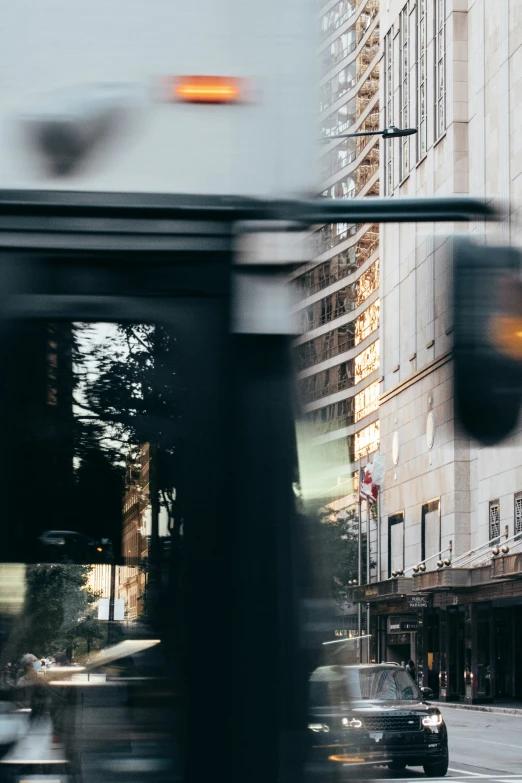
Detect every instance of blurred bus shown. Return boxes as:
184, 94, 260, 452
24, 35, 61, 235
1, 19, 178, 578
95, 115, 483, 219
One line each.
0, 3, 319, 783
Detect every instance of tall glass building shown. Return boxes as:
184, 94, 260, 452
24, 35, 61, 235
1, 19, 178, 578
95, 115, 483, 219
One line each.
293, 0, 380, 521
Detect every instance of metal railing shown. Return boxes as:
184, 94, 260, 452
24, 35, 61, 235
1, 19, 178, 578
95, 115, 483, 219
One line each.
296, 307, 379, 371
312, 223, 358, 255
395, 545, 453, 578
321, 115, 356, 138
320, 127, 378, 181
297, 264, 357, 297
297, 338, 355, 371
320, 61, 377, 114
453, 530, 522, 569
297, 254, 378, 301
320, 6, 357, 41
300, 373, 354, 404
399, 529, 522, 579
321, 41, 357, 76
300, 300, 358, 332
320, 85, 356, 115
320, 147, 357, 179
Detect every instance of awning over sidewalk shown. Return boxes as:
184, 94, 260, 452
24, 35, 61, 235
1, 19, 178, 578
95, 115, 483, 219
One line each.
350, 577, 416, 603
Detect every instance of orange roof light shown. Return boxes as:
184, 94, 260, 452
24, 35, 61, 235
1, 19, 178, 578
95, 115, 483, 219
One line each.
171, 75, 243, 104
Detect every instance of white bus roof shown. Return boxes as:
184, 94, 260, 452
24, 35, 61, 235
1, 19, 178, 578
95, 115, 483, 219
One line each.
0, 0, 318, 199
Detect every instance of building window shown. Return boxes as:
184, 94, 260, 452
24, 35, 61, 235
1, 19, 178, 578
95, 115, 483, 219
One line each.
399, 4, 409, 180
354, 379, 380, 423
515, 493, 522, 539
417, 0, 427, 158
320, 1, 356, 43
489, 500, 500, 544
388, 512, 405, 577
354, 299, 380, 346
298, 361, 354, 404
354, 339, 380, 383
384, 31, 393, 194
421, 499, 441, 563
354, 419, 380, 460
303, 398, 353, 434
434, 0, 446, 141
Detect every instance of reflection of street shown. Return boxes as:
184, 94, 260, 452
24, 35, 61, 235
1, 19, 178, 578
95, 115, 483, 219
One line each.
0, 709, 30, 749
1, 714, 64, 764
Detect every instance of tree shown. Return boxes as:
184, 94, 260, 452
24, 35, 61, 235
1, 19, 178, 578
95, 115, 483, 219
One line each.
296, 491, 363, 607
3, 565, 99, 663
316, 505, 362, 605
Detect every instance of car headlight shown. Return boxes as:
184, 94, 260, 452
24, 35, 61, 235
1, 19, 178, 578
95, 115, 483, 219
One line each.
308, 723, 329, 733
422, 713, 443, 727
342, 717, 363, 729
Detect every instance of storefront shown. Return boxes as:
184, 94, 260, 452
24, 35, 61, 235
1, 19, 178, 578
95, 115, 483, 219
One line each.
352, 580, 430, 673
352, 560, 522, 704
413, 555, 522, 704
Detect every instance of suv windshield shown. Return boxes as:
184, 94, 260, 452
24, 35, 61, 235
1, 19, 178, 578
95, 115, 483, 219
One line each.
310, 667, 421, 708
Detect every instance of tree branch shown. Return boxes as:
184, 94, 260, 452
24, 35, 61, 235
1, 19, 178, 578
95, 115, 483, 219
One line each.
123, 326, 151, 354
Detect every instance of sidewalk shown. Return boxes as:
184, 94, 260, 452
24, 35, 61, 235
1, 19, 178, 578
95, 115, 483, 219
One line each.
432, 700, 522, 716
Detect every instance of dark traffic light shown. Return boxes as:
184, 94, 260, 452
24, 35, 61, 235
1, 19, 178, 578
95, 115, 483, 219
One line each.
453, 238, 522, 445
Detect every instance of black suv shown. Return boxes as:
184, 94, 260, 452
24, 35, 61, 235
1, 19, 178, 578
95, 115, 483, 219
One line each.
308, 664, 448, 777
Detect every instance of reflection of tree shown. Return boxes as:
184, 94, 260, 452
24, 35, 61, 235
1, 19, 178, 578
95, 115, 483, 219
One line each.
298, 495, 362, 606
70, 616, 106, 658
3, 565, 99, 663
77, 324, 178, 509
75, 323, 180, 627
75, 441, 125, 553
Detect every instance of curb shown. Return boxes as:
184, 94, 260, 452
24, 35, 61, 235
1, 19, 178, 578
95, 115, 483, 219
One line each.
431, 701, 522, 716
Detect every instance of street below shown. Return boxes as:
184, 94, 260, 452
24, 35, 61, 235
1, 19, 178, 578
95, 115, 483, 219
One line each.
350, 708, 522, 781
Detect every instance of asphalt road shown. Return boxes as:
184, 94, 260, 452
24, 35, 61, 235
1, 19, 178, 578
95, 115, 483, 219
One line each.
443, 708, 522, 777
2, 698, 521, 782
354, 707, 522, 781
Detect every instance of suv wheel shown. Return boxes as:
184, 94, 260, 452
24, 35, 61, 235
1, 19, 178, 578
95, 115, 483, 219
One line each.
423, 751, 449, 777
388, 761, 407, 771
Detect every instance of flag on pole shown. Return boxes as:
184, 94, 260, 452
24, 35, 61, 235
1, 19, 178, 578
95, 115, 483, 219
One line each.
371, 453, 385, 486
359, 464, 377, 505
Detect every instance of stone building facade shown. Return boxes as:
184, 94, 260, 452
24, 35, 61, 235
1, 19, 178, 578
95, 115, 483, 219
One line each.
350, 0, 522, 703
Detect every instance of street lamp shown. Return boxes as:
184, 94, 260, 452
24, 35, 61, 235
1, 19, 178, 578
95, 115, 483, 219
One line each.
321, 125, 417, 141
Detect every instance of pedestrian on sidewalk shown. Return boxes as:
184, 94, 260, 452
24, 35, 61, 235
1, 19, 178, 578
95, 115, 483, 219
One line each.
15, 653, 47, 718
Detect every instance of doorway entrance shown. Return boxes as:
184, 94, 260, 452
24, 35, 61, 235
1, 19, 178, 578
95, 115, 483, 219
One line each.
387, 642, 411, 665
425, 611, 440, 698
447, 606, 465, 700
494, 609, 513, 699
